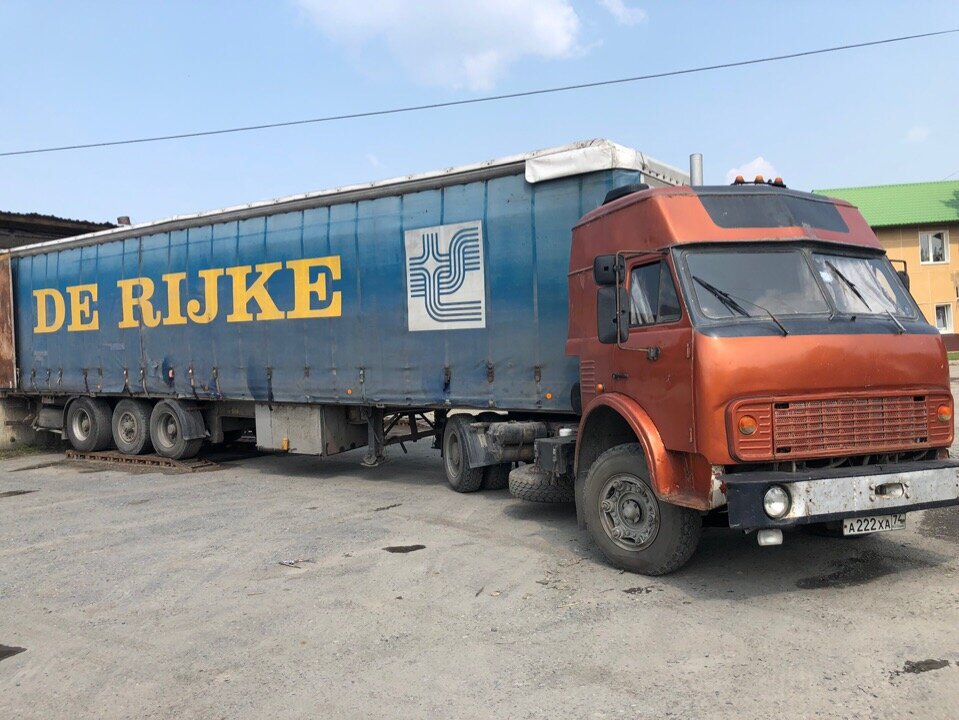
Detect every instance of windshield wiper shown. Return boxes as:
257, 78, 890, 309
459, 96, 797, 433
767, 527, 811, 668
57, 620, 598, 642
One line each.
884, 310, 906, 334
825, 261, 870, 310
693, 276, 750, 317
825, 260, 905, 333
692, 276, 788, 336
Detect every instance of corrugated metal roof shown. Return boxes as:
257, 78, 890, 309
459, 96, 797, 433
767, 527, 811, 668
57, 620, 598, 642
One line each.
812, 180, 959, 227
0, 211, 114, 231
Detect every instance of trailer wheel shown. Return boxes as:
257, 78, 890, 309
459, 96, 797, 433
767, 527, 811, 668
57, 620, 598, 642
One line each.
112, 400, 153, 455
150, 401, 202, 460
583, 444, 701, 576
442, 415, 483, 493
482, 463, 511, 490
65, 397, 114, 452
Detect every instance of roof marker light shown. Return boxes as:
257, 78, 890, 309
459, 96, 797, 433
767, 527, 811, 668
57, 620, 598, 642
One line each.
754, 175, 764, 184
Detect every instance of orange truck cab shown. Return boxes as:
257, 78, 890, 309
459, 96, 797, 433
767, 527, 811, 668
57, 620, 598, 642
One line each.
563, 179, 958, 574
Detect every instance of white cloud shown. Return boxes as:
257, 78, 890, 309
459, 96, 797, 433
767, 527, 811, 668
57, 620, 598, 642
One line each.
725, 157, 779, 185
905, 124, 931, 144
295, 0, 582, 91
597, 0, 646, 26
365, 153, 380, 168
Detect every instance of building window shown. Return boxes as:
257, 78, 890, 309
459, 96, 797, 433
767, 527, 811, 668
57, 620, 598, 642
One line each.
935, 303, 953, 333
920, 230, 949, 264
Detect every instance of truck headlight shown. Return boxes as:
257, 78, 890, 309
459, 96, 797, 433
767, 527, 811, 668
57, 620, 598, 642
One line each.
763, 485, 790, 519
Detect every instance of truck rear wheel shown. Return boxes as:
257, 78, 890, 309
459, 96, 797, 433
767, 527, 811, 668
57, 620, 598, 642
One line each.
583, 444, 701, 575
112, 399, 153, 455
65, 397, 113, 452
443, 415, 483, 493
150, 401, 202, 460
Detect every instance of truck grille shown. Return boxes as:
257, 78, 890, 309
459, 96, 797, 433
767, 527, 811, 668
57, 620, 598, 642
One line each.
729, 392, 952, 461
773, 396, 929, 455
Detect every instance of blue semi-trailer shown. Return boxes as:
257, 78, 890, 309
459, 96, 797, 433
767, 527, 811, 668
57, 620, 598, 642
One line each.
0, 139, 685, 466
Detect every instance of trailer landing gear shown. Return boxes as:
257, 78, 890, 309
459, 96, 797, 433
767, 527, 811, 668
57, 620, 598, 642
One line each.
361, 407, 386, 468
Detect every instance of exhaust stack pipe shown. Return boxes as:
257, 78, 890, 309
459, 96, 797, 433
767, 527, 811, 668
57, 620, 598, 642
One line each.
689, 153, 704, 186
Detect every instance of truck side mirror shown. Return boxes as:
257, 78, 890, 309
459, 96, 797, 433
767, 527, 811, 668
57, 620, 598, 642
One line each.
890, 259, 910, 291
597, 286, 629, 344
593, 255, 624, 286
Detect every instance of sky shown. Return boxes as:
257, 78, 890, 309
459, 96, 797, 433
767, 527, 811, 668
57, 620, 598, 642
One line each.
1, 1, 958, 224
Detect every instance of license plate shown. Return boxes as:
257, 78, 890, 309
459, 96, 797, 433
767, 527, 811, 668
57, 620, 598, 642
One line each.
842, 513, 907, 536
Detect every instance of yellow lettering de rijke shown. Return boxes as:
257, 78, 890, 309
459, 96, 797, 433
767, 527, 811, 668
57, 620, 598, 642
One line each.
32, 256, 342, 334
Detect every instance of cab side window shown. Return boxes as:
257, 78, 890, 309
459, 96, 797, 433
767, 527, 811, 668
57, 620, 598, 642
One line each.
629, 261, 682, 327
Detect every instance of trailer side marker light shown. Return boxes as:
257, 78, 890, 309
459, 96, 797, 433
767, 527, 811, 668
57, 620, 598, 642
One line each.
937, 404, 952, 422
596, 383, 605, 394
738, 415, 758, 435
545, 392, 553, 400
346, 388, 353, 396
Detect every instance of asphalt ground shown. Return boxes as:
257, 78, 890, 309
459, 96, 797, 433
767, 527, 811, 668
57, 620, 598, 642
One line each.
2, 386, 959, 719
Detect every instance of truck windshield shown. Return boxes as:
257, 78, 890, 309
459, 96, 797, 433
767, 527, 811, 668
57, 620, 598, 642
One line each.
811, 253, 914, 317
686, 250, 829, 319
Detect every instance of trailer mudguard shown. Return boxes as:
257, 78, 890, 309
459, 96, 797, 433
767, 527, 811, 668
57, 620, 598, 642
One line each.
160, 400, 208, 441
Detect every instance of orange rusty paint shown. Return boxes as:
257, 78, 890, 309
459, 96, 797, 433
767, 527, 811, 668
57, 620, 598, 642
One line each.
572, 186, 880, 257
0, 257, 15, 389
693, 332, 952, 465
567, 185, 952, 511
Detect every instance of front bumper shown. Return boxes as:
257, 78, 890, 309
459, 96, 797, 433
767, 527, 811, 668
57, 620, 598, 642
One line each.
724, 459, 959, 529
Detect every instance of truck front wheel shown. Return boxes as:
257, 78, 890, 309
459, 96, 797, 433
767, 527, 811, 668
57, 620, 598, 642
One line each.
583, 444, 701, 575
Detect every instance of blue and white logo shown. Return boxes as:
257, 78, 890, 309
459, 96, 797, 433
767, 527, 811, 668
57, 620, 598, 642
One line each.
405, 221, 486, 332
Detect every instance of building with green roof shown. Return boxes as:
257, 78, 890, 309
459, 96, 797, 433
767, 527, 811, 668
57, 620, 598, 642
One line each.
814, 180, 959, 228
813, 180, 959, 342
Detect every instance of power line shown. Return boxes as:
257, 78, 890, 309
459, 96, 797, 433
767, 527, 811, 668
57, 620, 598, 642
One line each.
3, 28, 957, 158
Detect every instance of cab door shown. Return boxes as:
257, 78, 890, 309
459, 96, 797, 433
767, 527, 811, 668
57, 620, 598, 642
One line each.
611, 257, 694, 453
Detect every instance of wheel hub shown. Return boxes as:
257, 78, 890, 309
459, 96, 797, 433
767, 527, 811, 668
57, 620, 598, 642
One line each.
119, 413, 137, 442
599, 474, 660, 551
447, 434, 461, 472
73, 409, 91, 441
156, 412, 179, 448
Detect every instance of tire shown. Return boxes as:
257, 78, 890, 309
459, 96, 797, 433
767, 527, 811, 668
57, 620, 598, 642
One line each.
583, 443, 701, 576
150, 401, 203, 460
112, 399, 153, 455
442, 415, 483, 493
65, 397, 113, 452
508, 464, 575, 503
482, 463, 511, 490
